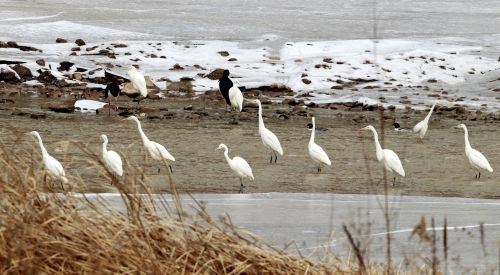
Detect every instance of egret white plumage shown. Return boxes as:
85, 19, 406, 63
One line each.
217, 143, 254, 193
100, 134, 123, 178
228, 78, 244, 112
413, 101, 437, 140
453, 124, 493, 179
124, 115, 175, 173
254, 99, 283, 163
126, 65, 147, 103
308, 117, 331, 172
360, 125, 405, 185
28, 131, 68, 189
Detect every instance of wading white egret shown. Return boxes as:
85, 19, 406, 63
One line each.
124, 116, 175, 173
100, 134, 123, 177
28, 131, 68, 189
360, 125, 405, 185
126, 66, 147, 102
228, 78, 243, 112
308, 117, 331, 172
217, 143, 254, 193
413, 101, 437, 140
453, 124, 493, 179
254, 99, 283, 163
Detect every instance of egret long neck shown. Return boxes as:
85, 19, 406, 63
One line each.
257, 102, 265, 130
35, 133, 49, 159
424, 103, 436, 122
134, 119, 149, 144
102, 139, 108, 155
309, 120, 315, 144
223, 148, 232, 166
463, 127, 472, 150
371, 128, 383, 161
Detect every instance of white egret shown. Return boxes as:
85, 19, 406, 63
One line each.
308, 117, 331, 172
217, 144, 254, 193
254, 99, 283, 163
413, 101, 437, 140
28, 131, 68, 190
124, 116, 175, 173
228, 79, 244, 112
360, 125, 405, 185
453, 124, 493, 179
126, 66, 147, 103
100, 134, 123, 178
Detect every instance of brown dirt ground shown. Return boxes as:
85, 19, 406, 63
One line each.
0, 93, 498, 199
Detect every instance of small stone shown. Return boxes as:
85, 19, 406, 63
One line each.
75, 39, 86, 46
184, 105, 193, 111
12, 64, 32, 79
302, 78, 311, 85
56, 38, 67, 43
36, 59, 46, 66
228, 57, 237, 62
218, 51, 230, 57
71, 47, 80, 51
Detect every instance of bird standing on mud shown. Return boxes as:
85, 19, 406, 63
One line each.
254, 99, 283, 163
126, 66, 148, 105
413, 101, 438, 140
124, 116, 175, 173
218, 69, 244, 112
218, 69, 233, 111
360, 125, 405, 185
217, 143, 254, 193
28, 131, 68, 190
453, 124, 493, 179
308, 117, 331, 172
100, 134, 123, 179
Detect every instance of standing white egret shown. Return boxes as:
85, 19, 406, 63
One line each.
228, 78, 244, 112
100, 134, 123, 178
126, 66, 147, 102
360, 125, 405, 185
453, 124, 493, 179
308, 117, 331, 172
217, 144, 254, 193
254, 99, 283, 163
413, 101, 437, 140
124, 116, 175, 173
28, 131, 68, 190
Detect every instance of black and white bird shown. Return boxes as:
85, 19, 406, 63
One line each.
392, 122, 413, 132
307, 123, 328, 132
218, 70, 232, 111
218, 69, 244, 112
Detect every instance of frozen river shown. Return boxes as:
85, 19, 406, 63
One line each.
78, 192, 500, 273
0, 0, 499, 50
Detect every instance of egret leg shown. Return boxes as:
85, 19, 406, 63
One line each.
269, 155, 273, 164
274, 152, 277, 164
239, 178, 245, 193
157, 167, 161, 174
479, 172, 481, 179
60, 179, 65, 191
392, 177, 396, 187
169, 165, 173, 174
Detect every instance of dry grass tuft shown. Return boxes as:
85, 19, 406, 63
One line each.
0, 141, 379, 274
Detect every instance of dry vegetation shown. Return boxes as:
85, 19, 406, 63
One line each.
0, 140, 375, 274
0, 136, 455, 274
